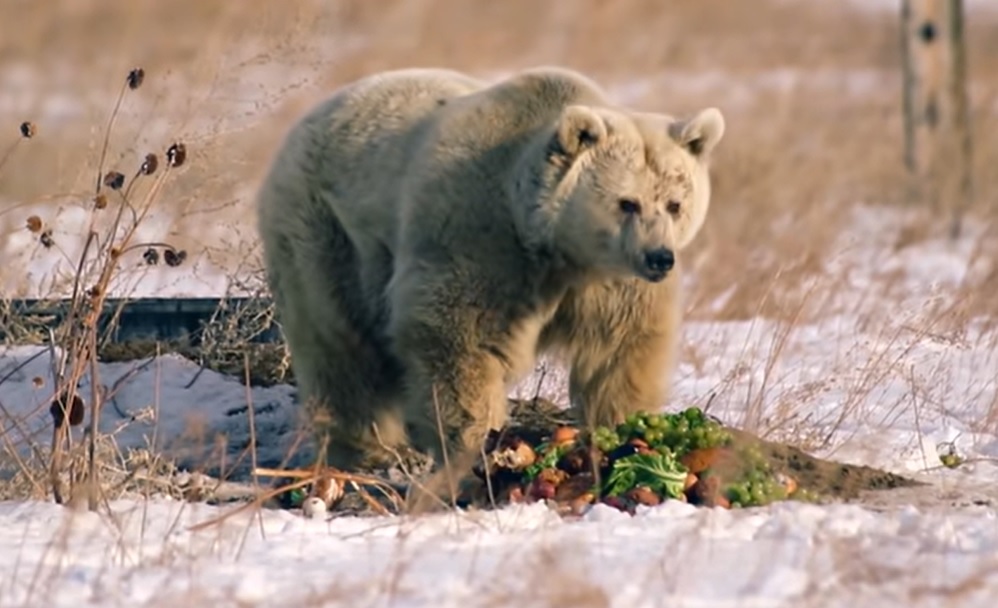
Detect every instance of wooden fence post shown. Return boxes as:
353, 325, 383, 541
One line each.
899, 0, 973, 239
946, 0, 973, 239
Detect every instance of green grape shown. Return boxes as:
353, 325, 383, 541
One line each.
591, 426, 621, 453
790, 488, 819, 504
750, 484, 767, 505
684, 407, 703, 425
726, 483, 749, 506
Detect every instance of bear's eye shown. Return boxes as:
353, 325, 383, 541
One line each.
618, 198, 642, 215
666, 200, 682, 215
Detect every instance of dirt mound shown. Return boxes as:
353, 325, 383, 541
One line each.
730, 428, 917, 501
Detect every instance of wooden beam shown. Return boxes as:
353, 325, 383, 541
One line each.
900, 0, 974, 238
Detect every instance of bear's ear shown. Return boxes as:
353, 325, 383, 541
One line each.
556, 105, 607, 158
670, 107, 725, 158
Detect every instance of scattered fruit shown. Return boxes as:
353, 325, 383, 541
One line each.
554, 472, 597, 503
483, 436, 537, 476
552, 426, 579, 446
680, 447, 723, 474
776, 472, 798, 496
684, 472, 698, 492
529, 478, 557, 501
626, 485, 662, 507
536, 467, 568, 487
301, 496, 327, 519
311, 474, 344, 508
508, 486, 526, 503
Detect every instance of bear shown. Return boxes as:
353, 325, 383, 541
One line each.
255, 66, 725, 485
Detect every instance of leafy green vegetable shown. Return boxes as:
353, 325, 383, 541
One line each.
523, 442, 572, 480
288, 488, 306, 508
604, 451, 688, 499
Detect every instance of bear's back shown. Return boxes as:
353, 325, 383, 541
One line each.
296, 69, 486, 252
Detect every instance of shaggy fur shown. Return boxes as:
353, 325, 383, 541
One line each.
255, 66, 725, 478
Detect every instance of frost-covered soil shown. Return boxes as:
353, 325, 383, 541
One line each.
2, 205, 998, 606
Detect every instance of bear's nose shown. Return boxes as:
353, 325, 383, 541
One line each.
644, 248, 675, 274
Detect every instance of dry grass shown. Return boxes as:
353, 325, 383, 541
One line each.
3, 0, 997, 310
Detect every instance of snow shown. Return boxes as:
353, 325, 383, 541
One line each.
2, 497, 998, 607
2, 205, 998, 606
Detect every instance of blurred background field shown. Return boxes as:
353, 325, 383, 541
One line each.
1, 0, 996, 316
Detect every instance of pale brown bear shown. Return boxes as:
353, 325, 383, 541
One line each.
255, 66, 725, 475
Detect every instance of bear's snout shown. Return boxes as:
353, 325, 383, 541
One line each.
641, 247, 674, 281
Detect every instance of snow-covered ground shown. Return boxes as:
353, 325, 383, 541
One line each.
2, 204, 998, 606
2, 495, 997, 607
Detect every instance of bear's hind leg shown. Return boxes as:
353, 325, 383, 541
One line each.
265, 201, 407, 471
386, 280, 511, 505
398, 347, 510, 512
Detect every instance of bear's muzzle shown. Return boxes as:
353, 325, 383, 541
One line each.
639, 247, 674, 282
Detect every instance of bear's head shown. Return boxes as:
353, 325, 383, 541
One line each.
526, 104, 725, 283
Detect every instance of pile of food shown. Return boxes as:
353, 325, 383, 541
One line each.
269, 400, 918, 518
462, 407, 815, 514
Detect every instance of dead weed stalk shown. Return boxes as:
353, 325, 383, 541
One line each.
0, 68, 192, 512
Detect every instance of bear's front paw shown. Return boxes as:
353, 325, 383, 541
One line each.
402, 444, 482, 515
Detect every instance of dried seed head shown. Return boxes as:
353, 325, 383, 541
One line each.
94, 193, 108, 210
127, 68, 145, 90
25, 215, 42, 233
142, 247, 159, 265
50, 392, 85, 428
32, 376, 44, 388
68, 395, 85, 426
166, 142, 186, 167
163, 248, 187, 267
40, 228, 54, 248
140, 153, 158, 176
88, 285, 101, 299
103, 171, 125, 190
110, 247, 121, 258
19, 121, 36, 138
